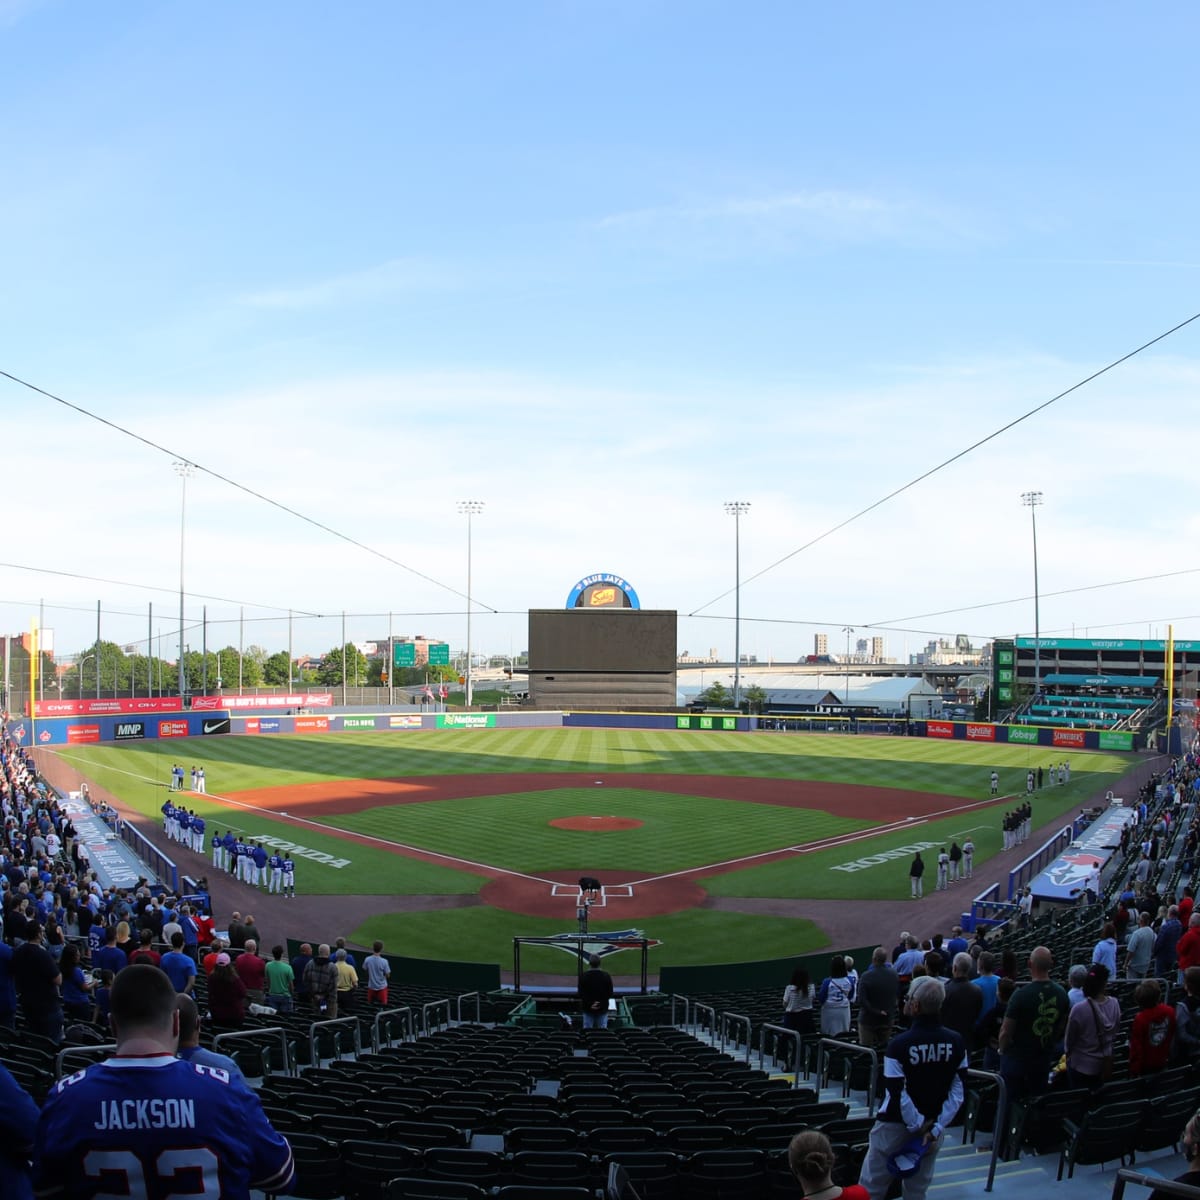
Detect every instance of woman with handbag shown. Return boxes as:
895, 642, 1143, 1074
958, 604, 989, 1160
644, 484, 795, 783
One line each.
1063, 963, 1120, 1090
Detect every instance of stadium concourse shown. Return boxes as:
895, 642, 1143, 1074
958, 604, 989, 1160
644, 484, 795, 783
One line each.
38, 749, 1167, 983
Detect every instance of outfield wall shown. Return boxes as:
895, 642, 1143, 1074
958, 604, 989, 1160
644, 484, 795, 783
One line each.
8, 711, 231, 747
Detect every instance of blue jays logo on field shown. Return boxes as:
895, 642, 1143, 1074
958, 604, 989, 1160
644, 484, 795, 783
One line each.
549, 929, 662, 963
1049, 853, 1097, 891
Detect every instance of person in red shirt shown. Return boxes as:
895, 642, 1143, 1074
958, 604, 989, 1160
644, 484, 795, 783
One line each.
234, 939, 268, 1005
1180, 887, 1195, 929
126, 928, 161, 967
202, 937, 225, 976
1177, 915, 1200, 978
1129, 979, 1177, 1076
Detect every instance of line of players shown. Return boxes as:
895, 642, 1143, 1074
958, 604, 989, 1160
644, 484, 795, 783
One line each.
1002, 801, 1032, 850
161, 797, 296, 896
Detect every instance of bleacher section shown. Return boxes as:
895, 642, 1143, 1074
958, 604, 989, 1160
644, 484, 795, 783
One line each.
1022, 674, 1161, 731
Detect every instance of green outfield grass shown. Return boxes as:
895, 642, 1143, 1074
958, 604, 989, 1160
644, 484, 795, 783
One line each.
55, 728, 1141, 963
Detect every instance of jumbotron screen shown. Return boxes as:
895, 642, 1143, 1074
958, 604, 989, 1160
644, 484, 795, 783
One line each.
528, 609, 676, 673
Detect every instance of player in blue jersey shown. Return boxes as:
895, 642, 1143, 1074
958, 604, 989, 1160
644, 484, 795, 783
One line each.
221, 830, 236, 874
268, 851, 284, 894
211, 828, 223, 869
251, 842, 268, 888
32, 964, 293, 1200
282, 856, 295, 899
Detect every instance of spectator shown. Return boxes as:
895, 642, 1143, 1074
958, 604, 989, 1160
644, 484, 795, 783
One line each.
12, 923, 63, 1044
160, 932, 196, 995
59, 943, 94, 1023
1064, 964, 1119, 1091
264, 945, 295, 1014
941, 953, 983, 1050
364, 941, 390, 1007
175, 994, 247, 1085
999, 946, 1069, 1103
334, 948, 358, 1013
578, 954, 614, 1030
1175, 966, 1200, 1064
207, 953, 247, 1026
818, 954, 855, 1036
0, 1059, 38, 1200
1091, 923, 1119, 976
789, 1129, 868, 1199
304, 944, 338, 1018
857, 948, 899, 1053
1126, 911, 1156, 980
1149, 1107, 1200, 1200
1129, 979, 1177, 1076
234, 939, 267, 1005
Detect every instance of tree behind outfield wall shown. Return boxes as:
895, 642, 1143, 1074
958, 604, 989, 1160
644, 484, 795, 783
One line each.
700, 681, 730, 707
315, 643, 370, 687
743, 684, 768, 714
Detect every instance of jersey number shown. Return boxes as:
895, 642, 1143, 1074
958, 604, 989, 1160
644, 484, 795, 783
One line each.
84, 1148, 220, 1198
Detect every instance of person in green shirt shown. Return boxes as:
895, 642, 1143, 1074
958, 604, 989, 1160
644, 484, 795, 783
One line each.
264, 944, 295, 1014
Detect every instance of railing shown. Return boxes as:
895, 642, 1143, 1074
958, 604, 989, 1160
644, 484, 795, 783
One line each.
757, 1022, 807, 1089
117, 819, 179, 892
308, 1015, 361, 1067
372, 1006, 412, 1051
816, 1037, 879, 1119
56, 1043, 116, 1078
719, 1012, 752, 1062
422, 998, 451, 1035
963, 1067, 1006, 1193
670, 993, 692, 1029
1112, 1168, 1200, 1199
456, 991, 481, 1023
212, 1026, 292, 1078
692, 1002, 716, 1040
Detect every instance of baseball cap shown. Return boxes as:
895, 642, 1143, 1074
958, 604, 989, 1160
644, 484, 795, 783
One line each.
887, 1135, 929, 1178
215, 952, 231, 966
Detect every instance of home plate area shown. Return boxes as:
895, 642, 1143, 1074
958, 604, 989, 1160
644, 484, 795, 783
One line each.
478, 868, 705, 919
550, 881, 633, 907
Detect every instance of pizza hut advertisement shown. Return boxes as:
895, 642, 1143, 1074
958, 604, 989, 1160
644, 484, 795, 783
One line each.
926, 721, 955, 739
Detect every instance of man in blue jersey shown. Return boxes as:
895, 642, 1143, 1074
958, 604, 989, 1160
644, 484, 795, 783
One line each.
858, 975, 968, 1200
32, 964, 293, 1199
190, 812, 205, 855
282, 855, 295, 898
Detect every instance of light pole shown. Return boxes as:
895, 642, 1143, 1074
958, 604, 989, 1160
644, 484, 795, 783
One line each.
843, 626, 855, 717
457, 500, 485, 708
77, 653, 95, 700
1021, 491, 1044, 701
724, 502, 751, 710
173, 461, 196, 702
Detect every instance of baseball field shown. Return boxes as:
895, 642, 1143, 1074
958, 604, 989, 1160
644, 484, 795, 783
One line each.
53, 728, 1134, 969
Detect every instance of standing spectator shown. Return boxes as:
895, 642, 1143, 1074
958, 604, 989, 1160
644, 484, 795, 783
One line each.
160, 932, 196, 995
290, 943, 314, 1007
1155, 906, 1184, 980
783, 965, 816, 1042
235, 939, 267, 1004
858, 976, 967, 1200
207, 953, 248, 1026
941, 954, 983, 1051
976, 978, 1016, 1072
857, 948, 899, 1053
334, 948, 358, 1012
974, 952, 1000, 1019
1177, 914, 1200, 982
578, 954, 614, 1030
1084, 861, 1101, 906
127, 928, 161, 967
1129, 979, 1177, 1077
12, 923, 63, 1044
998, 946, 1069, 1103
1126, 911, 1156, 980
364, 941, 391, 1007
32, 965, 293, 1198
304, 944, 339, 1018
0, 1059, 38, 1200
264, 945, 295, 1014
818, 955, 855, 1037
58, 943, 94, 1023
1175, 966, 1200, 1064
1091, 923, 1119, 976
1063, 964, 1119, 1091
909, 853, 925, 900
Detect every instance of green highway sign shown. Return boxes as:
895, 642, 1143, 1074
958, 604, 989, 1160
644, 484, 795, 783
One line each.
428, 643, 450, 665
393, 642, 416, 667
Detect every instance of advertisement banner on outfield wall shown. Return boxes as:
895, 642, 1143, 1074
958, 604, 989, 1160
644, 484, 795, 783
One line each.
965, 723, 996, 741
437, 713, 496, 729
67, 724, 101, 744
1007, 726, 1040, 744
30, 697, 184, 718
675, 715, 738, 730
389, 715, 423, 729
341, 716, 379, 731
1099, 731, 1134, 750
926, 721, 954, 739
295, 717, 329, 732
244, 718, 284, 734
1052, 729, 1087, 749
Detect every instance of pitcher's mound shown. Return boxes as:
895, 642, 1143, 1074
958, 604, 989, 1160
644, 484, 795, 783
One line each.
549, 816, 643, 832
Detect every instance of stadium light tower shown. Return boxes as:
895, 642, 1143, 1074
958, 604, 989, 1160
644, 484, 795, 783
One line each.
457, 500, 485, 708
1021, 491, 1044, 700
843, 626, 855, 716
724, 502, 751, 710
173, 461, 196, 702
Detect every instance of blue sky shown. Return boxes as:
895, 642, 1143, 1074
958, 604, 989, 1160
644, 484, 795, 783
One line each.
3, 2, 1200, 667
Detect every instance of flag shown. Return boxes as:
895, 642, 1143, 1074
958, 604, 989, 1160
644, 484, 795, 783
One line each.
423, 685, 434, 701
439, 683, 448, 700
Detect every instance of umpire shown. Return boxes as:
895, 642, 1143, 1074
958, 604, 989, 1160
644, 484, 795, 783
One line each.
858, 975, 968, 1200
